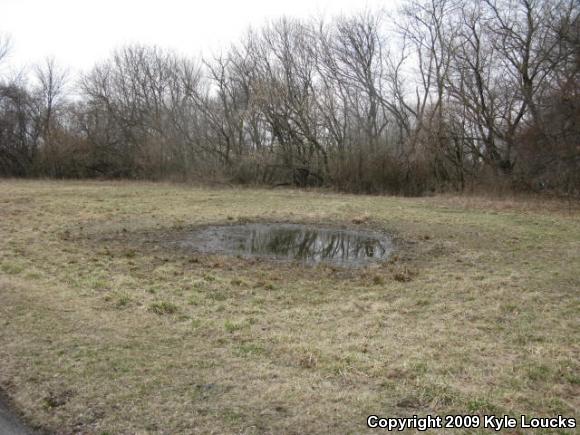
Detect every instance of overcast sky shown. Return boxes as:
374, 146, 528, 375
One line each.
1, 0, 397, 75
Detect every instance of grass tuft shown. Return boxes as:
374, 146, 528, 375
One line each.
148, 300, 178, 315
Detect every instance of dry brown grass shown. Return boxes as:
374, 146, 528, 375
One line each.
427, 191, 580, 215
0, 179, 578, 434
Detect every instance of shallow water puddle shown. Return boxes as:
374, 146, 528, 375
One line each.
180, 223, 394, 267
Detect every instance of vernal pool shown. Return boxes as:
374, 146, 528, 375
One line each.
180, 223, 394, 267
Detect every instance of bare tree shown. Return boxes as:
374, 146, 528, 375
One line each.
32, 57, 69, 175
0, 34, 10, 66
1, 6, 577, 194
0, 77, 39, 176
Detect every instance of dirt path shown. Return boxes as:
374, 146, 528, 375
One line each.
0, 397, 34, 435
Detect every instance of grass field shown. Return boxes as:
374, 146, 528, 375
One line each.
0, 180, 578, 434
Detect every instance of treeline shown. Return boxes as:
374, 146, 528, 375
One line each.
0, 0, 578, 195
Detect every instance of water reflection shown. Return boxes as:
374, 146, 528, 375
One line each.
182, 224, 393, 267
